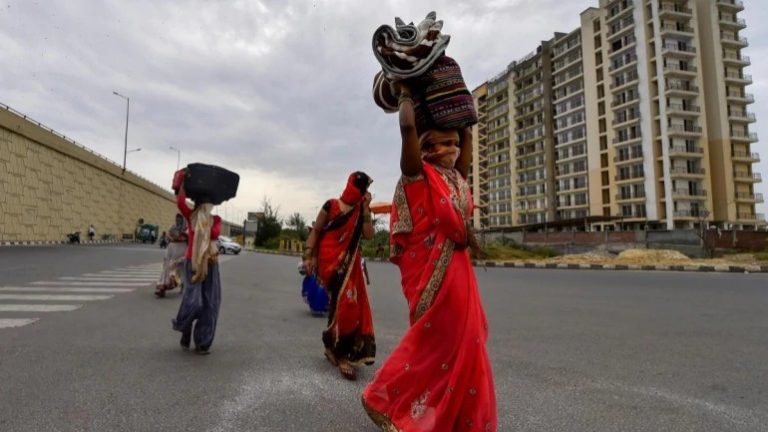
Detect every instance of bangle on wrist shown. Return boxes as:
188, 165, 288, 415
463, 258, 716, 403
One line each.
398, 94, 413, 106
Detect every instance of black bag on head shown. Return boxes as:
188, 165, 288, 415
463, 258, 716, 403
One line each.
183, 163, 240, 205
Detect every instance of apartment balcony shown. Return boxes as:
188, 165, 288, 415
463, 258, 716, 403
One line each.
615, 174, 645, 183
737, 213, 765, 223
610, 73, 639, 90
612, 115, 641, 127
663, 63, 697, 76
667, 124, 703, 136
723, 55, 751, 66
670, 167, 706, 178
731, 131, 758, 143
658, 5, 693, 19
734, 172, 762, 183
612, 96, 640, 108
660, 23, 695, 37
729, 111, 757, 123
552, 41, 582, 62
721, 35, 748, 48
516, 106, 544, 122
616, 193, 646, 203
554, 55, 583, 73
671, 189, 707, 199
557, 202, 590, 211
665, 83, 699, 96
612, 135, 642, 145
666, 103, 700, 116
609, 56, 638, 73
674, 210, 707, 219
614, 153, 644, 165
720, 17, 747, 30
609, 37, 637, 55
553, 72, 583, 90
725, 73, 753, 85
661, 44, 697, 57
732, 151, 760, 162
735, 192, 764, 203
717, 0, 744, 12
605, 0, 634, 24
608, 18, 636, 39
726, 93, 755, 104
556, 152, 587, 164
669, 146, 704, 157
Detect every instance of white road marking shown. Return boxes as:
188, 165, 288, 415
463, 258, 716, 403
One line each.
30, 281, 149, 287
58, 277, 156, 282
81, 273, 157, 278
0, 287, 133, 293
0, 318, 39, 328
0, 304, 81, 312
0, 294, 113, 301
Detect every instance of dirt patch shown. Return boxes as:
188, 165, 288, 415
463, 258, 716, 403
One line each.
616, 249, 689, 264
536, 248, 763, 267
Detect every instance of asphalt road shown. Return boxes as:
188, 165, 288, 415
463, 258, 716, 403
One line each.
0, 244, 766, 431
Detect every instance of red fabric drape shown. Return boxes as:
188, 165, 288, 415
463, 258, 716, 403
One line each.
362, 163, 496, 431
317, 199, 376, 365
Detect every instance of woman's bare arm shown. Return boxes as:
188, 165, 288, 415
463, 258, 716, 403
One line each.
395, 83, 422, 177
455, 127, 473, 179
361, 192, 374, 240
303, 207, 328, 274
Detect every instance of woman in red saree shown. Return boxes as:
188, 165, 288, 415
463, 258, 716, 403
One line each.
362, 83, 497, 431
303, 172, 377, 380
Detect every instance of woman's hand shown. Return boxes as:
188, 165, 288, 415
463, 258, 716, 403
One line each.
303, 256, 317, 275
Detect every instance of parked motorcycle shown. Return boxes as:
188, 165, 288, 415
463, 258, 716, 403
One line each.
66, 231, 81, 244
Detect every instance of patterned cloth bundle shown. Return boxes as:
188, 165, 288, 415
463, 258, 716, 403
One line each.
372, 11, 450, 81
372, 12, 477, 133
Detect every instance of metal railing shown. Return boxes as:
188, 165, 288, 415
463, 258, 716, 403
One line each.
672, 189, 707, 197
666, 82, 699, 93
668, 124, 703, 133
669, 146, 703, 154
670, 167, 706, 175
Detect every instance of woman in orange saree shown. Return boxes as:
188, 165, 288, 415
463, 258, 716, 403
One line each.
362, 83, 497, 431
303, 172, 377, 380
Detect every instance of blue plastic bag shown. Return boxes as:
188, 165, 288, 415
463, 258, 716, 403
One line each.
302, 275, 328, 316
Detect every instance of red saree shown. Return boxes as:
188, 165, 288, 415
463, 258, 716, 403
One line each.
317, 199, 376, 366
362, 163, 497, 432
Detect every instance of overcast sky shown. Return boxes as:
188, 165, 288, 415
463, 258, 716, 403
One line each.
2, 0, 767, 224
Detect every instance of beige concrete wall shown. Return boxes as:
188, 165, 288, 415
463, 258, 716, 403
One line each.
0, 106, 177, 242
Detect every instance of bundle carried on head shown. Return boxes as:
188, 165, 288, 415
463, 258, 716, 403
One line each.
372, 12, 477, 133
172, 163, 239, 283
372, 11, 450, 81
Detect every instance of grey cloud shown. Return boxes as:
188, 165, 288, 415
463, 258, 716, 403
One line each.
2, 0, 767, 221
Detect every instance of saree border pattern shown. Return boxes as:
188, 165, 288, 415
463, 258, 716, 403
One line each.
392, 177, 415, 237
362, 396, 401, 432
413, 238, 454, 322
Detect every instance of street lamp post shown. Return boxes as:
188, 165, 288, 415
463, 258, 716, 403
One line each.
112, 91, 130, 173
169, 146, 181, 170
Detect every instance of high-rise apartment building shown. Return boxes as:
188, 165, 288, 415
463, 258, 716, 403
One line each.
470, 0, 761, 231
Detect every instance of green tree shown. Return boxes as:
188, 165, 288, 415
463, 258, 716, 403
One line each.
254, 198, 282, 247
286, 212, 309, 241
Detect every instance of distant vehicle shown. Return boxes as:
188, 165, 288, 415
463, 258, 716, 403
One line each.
137, 224, 159, 243
217, 236, 241, 255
